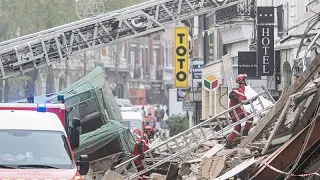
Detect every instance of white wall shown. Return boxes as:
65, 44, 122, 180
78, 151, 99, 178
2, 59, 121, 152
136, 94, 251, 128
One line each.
201, 61, 228, 119
257, 0, 309, 33
168, 89, 185, 117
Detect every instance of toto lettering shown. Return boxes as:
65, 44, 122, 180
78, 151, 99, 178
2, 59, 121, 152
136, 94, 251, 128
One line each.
176, 33, 187, 81
174, 27, 188, 88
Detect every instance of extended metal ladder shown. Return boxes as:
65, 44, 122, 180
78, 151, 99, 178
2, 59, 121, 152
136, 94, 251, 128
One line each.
0, 0, 245, 79
114, 90, 274, 179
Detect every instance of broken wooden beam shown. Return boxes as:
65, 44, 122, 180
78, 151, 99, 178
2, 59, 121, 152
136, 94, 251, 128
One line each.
239, 56, 320, 148
292, 89, 320, 136
288, 98, 309, 132
292, 78, 320, 106
261, 98, 293, 155
250, 115, 320, 180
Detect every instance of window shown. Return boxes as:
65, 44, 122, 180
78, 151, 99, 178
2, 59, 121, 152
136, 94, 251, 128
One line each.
140, 47, 144, 68
155, 48, 160, 67
58, 77, 65, 91
46, 75, 54, 94
153, 49, 157, 68
0, 130, 73, 169
145, 48, 149, 72
165, 47, 169, 67
222, 44, 228, 56
130, 51, 135, 69
291, 0, 297, 19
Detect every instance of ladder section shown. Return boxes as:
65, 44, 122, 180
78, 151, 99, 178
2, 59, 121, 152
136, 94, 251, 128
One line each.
0, 0, 245, 79
0, 0, 164, 49
114, 91, 274, 180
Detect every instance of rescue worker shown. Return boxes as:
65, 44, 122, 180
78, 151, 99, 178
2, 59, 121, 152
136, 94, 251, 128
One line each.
131, 126, 156, 180
155, 105, 164, 129
224, 74, 255, 149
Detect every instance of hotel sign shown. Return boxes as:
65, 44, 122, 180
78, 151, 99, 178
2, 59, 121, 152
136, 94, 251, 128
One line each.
257, 6, 275, 77
257, 6, 275, 24
257, 25, 275, 76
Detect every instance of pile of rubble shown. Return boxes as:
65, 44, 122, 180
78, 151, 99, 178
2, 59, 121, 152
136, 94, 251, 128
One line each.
171, 78, 320, 179
84, 56, 320, 180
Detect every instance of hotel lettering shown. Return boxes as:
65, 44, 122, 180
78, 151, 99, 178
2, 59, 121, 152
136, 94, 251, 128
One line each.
257, 25, 275, 76
256, 6, 275, 77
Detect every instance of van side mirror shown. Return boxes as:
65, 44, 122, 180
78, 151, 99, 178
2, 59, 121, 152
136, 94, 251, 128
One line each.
70, 118, 80, 150
77, 155, 89, 175
72, 118, 81, 128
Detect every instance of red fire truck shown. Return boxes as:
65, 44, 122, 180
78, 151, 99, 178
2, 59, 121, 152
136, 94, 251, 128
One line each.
0, 95, 89, 179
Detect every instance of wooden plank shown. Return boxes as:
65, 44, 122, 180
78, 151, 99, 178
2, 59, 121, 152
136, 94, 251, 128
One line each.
250, 115, 320, 180
274, 131, 292, 140
261, 98, 293, 155
215, 157, 256, 180
201, 144, 224, 158
291, 79, 320, 107
239, 56, 320, 148
288, 78, 319, 130
292, 89, 320, 136
288, 98, 309, 132
199, 156, 227, 179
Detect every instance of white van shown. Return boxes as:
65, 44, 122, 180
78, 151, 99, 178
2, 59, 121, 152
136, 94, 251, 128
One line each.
121, 110, 145, 136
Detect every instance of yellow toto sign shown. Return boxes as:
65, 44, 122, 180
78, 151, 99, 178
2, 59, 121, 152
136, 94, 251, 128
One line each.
174, 27, 189, 89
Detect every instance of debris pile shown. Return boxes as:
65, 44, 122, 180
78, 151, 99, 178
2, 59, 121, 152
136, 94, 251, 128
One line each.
104, 56, 320, 180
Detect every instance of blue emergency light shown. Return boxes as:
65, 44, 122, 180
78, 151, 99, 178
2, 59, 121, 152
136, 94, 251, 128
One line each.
36, 104, 46, 112
57, 95, 65, 102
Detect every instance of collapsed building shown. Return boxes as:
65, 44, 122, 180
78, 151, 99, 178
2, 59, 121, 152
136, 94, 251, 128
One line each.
13, 59, 320, 180
3, 0, 320, 179
102, 53, 320, 180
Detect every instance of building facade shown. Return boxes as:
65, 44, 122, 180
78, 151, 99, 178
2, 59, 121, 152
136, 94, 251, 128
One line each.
199, 0, 312, 122
275, 0, 319, 93
35, 26, 175, 106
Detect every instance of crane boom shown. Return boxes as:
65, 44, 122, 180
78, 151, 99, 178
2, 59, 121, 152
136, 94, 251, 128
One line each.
0, 0, 244, 79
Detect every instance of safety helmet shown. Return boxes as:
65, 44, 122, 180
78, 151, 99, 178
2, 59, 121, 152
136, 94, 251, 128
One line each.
236, 74, 248, 85
131, 127, 142, 138
144, 126, 156, 139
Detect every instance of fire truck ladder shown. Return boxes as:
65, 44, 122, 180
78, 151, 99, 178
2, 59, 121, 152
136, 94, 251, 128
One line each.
114, 90, 274, 180
0, 0, 245, 79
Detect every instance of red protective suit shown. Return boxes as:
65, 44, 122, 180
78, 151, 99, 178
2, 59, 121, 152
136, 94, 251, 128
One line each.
131, 136, 149, 180
226, 86, 253, 143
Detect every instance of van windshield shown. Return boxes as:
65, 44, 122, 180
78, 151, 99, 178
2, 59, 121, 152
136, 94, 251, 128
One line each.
123, 119, 142, 131
0, 130, 73, 169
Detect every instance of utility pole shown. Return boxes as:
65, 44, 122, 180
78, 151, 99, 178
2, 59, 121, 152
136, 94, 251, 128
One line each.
203, 15, 209, 65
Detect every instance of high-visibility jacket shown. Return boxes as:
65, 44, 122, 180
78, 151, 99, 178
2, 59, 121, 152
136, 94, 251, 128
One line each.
131, 136, 149, 158
229, 86, 247, 118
